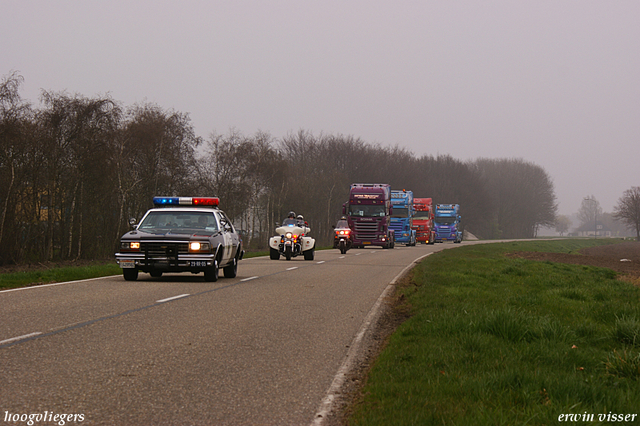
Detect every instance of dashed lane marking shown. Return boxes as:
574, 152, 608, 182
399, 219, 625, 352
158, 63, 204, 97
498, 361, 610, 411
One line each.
156, 294, 190, 303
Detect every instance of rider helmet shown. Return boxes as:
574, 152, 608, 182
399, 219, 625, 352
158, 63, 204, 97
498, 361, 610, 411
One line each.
297, 215, 304, 220
288, 211, 296, 218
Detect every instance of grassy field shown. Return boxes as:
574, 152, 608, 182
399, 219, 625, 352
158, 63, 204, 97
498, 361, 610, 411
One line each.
349, 239, 640, 426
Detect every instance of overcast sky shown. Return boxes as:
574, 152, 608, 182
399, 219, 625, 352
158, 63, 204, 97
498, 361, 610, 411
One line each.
3, 1, 639, 216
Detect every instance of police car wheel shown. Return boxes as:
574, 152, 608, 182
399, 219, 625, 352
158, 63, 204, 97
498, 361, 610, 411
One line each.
204, 260, 219, 282
223, 256, 238, 278
123, 269, 138, 281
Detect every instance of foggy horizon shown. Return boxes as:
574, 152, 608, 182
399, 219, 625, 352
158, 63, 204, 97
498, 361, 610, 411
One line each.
3, 1, 639, 216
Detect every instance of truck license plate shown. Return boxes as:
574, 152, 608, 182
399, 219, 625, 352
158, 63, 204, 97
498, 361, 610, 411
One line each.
363, 241, 371, 245
120, 260, 135, 269
191, 261, 208, 267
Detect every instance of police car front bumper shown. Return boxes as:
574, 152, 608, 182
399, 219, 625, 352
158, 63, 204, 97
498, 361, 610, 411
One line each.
115, 253, 216, 270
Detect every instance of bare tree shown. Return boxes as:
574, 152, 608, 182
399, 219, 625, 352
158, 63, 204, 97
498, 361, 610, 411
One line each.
577, 195, 603, 226
0, 72, 33, 263
613, 187, 640, 241
554, 215, 571, 236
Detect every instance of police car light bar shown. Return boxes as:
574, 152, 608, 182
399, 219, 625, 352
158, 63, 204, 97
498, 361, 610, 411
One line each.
153, 197, 219, 207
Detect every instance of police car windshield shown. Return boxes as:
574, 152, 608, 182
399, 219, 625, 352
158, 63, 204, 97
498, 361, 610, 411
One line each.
139, 211, 218, 232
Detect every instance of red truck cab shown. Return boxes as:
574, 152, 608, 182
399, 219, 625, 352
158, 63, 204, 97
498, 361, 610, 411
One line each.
412, 197, 436, 245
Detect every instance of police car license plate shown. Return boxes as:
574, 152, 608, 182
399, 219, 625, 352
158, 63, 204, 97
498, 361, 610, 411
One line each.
191, 261, 208, 267
120, 260, 135, 269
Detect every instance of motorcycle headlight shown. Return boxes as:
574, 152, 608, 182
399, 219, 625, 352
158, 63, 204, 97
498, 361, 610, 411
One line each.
285, 232, 293, 238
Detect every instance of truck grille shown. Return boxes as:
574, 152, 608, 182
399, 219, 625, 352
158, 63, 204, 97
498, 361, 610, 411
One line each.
354, 222, 378, 239
389, 222, 404, 233
141, 242, 189, 257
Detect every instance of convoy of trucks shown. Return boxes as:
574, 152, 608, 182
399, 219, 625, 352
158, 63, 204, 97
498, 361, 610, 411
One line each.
342, 184, 462, 248
343, 183, 395, 249
434, 204, 463, 243
412, 197, 436, 244
389, 190, 417, 246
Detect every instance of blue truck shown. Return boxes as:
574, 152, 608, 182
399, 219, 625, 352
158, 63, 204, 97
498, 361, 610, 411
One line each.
389, 190, 417, 246
434, 204, 462, 243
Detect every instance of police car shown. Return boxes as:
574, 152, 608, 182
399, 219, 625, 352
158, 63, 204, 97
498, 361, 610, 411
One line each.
115, 197, 243, 282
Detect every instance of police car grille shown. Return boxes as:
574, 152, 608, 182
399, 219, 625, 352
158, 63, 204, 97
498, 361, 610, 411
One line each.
141, 242, 189, 257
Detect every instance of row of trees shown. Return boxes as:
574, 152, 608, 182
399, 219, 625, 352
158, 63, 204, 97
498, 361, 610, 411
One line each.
554, 189, 640, 241
0, 72, 559, 265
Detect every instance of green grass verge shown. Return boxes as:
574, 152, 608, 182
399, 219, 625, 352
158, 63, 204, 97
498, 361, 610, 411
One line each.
0, 262, 122, 290
349, 239, 640, 426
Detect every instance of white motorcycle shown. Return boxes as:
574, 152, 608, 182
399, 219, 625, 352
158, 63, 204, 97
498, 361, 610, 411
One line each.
269, 222, 315, 260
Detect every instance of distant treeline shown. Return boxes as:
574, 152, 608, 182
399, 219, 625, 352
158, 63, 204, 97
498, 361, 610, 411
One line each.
0, 72, 557, 264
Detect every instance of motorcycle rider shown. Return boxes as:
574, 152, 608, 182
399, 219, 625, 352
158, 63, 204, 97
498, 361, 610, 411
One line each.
296, 214, 308, 227
335, 215, 349, 229
333, 215, 352, 248
282, 211, 297, 226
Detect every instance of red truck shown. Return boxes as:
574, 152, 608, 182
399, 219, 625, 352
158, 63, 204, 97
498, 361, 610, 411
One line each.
412, 197, 436, 244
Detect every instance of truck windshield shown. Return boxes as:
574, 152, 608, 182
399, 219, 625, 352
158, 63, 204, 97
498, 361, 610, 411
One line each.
349, 204, 386, 217
139, 211, 219, 232
435, 217, 456, 225
414, 210, 431, 219
391, 207, 408, 218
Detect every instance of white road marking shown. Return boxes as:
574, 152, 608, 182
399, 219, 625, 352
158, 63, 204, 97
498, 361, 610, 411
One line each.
155, 294, 190, 303
0, 332, 42, 345
241, 276, 259, 282
286, 267, 298, 271
316, 261, 325, 264
0, 275, 118, 294
339, 256, 345, 259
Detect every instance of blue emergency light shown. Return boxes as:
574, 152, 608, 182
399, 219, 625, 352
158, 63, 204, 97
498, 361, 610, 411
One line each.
153, 197, 219, 207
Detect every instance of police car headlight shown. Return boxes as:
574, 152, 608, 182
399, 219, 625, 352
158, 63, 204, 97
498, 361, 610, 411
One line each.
189, 242, 210, 252
121, 241, 140, 251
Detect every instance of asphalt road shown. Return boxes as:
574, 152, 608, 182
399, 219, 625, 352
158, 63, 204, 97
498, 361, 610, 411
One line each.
0, 242, 467, 425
